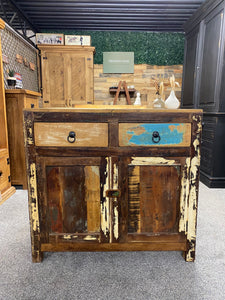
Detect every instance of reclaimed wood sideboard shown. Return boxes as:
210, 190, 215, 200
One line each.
23, 107, 202, 262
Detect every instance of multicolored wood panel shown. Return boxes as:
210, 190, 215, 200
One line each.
128, 164, 181, 234
46, 165, 101, 234
119, 123, 191, 147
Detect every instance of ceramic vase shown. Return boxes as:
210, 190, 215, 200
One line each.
165, 90, 180, 109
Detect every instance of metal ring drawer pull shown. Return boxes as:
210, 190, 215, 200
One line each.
67, 131, 76, 143
152, 131, 161, 143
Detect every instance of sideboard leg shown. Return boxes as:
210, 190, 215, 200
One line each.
32, 250, 43, 263
183, 240, 196, 262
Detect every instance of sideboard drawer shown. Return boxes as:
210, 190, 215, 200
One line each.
119, 123, 191, 147
34, 123, 108, 147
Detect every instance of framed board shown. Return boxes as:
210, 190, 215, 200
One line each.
103, 52, 134, 73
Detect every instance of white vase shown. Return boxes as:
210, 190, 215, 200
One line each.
165, 90, 180, 109
134, 92, 141, 105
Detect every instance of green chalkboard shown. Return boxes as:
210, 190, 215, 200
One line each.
103, 52, 134, 73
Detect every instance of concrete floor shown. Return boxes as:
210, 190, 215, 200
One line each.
0, 183, 224, 300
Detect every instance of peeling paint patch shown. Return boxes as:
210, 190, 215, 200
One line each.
185, 115, 202, 261
101, 158, 110, 239
83, 235, 97, 241
113, 204, 119, 240
130, 157, 176, 166
63, 234, 72, 240
179, 157, 191, 233
113, 163, 118, 189
30, 163, 39, 232
63, 235, 79, 240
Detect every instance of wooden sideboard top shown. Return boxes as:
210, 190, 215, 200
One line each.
25, 105, 202, 114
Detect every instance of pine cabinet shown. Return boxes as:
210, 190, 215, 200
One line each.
38, 45, 95, 107
182, 0, 225, 187
0, 19, 15, 204
5, 89, 41, 189
23, 107, 202, 263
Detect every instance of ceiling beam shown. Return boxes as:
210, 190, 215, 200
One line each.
8, 0, 39, 32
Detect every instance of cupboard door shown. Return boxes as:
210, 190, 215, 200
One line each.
119, 157, 183, 243
37, 157, 107, 244
41, 51, 66, 107
182, 26, 199, 107
198, 8, 224, 110
66, 52, 93, 105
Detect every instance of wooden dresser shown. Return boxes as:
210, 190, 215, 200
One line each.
23, 107, 202, 262
5, 89, 41, 189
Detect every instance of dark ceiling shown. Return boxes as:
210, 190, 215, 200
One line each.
1, 0, 206, 33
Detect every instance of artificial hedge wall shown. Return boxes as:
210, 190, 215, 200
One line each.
46, 30, 185, 65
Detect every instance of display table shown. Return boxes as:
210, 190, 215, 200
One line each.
23, 106, 202, 262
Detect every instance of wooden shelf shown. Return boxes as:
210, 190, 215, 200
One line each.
109, 88, 136, 93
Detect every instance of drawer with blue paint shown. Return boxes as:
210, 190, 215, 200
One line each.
119, 123, 191, 147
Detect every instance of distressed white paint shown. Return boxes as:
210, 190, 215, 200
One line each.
83, 235, 97, 241
101, 157, 110, 239
113, 162, 118, 189
130, 157, 176, 166
179, 157, 191, 233
186, 115, 201, 261
113, 204, 119, 240
27, 127, 33, 145
30, 163, 40, 232
63, 234, 72, 240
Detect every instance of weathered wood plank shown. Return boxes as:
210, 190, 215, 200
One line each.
34, 122, 108, 147
42, 242, 187, 252
139, 165, 180, 233
84, 166, 100, 232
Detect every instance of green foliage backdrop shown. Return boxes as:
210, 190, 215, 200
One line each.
46, 30, 185, 65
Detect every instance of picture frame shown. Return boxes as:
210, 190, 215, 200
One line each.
65, 35, 91, 46
36, 33, 64, 45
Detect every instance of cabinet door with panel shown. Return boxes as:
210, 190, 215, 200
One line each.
198, 5, 224, 111
118, 157, 185, 244
41, 50, 66, 107
182, 25, 200, 108
37, 156, 108, 245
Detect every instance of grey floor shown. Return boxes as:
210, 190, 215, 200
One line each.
0, 183, 225, 300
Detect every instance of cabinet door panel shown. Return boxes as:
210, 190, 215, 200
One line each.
128, 164, 180, 234
68, 55, 86, 104
182, 28, 199, 107
42, 52, 66, 107
119, 157, 182, 242
38, 157, 104, 243
46, 166, 87, 233
199, 10, 223, 107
